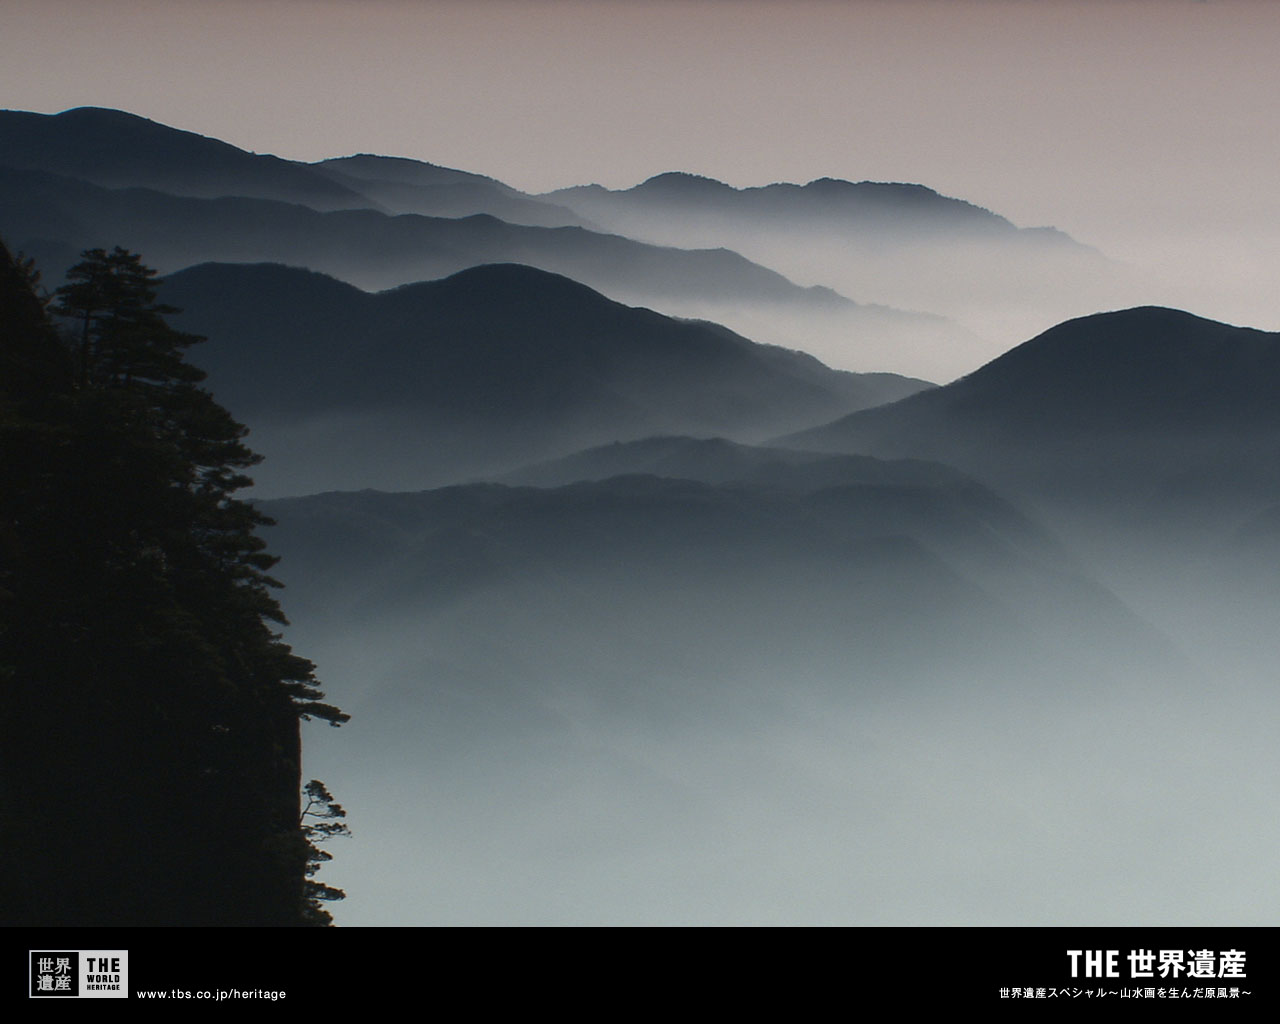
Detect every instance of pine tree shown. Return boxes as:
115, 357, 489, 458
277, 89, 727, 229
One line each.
1, 242, 347, 925
300, 779, 352, 925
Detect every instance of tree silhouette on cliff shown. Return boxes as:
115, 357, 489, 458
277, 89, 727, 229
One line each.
0, 242, 348, 925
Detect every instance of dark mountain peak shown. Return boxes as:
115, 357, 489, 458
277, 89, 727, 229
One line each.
794, 178, 1008, 225
802, 177, 930, 197
167, 260, 368, 301
970, 306, 1277, 387
557, 183, 609, 196
788, 304, 1280, 460
1055, 304, 1222, 332
159, 258, 927, 494
1042, 304, 1211, 332
960, 306, 1277, 409
631, 171, 732, 195
321, 153, 450, 170
4, 105, 240, 155
312, 153, 500, 190
387, 262, 609, 308
45, 105, 161, 127
0, 106, 366, 210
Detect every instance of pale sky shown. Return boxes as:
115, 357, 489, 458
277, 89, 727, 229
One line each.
4, 0, 1279, 328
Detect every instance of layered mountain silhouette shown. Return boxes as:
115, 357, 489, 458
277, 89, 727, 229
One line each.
548, 171, 1119, 362
548, 171, 1073, 243
308, 154, 595, 228
501, 433, 1082, 572
0, 107, 369, 211
0, 106, 1033, 376
0, 161, 979, 374
785, 306, 1280, 531
507, 434, 999, 493
0, 107, 598, 224
12, 103, 1278, 928
264, 470, 1172, 716
161, 261, 930, 493
0, 163, 812, 302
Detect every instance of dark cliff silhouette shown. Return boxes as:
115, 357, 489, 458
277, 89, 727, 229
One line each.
0, 241, 347, 926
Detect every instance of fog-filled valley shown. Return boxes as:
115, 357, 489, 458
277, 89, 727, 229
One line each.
263, 461, 1280, 924
5, 93, 1280, 928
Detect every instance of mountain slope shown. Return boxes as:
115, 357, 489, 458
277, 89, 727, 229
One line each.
309, 154, 593, 228
785, 306, 1280, 523
265, 473, 1172, 719
4, 163, 805, 299
548, 171, 1117, 363
507, 434, 991, 491
0, 162, 836, 304
0, 108, 988, 375
549, 171, 1054, 241
160, 261, 930, 493
0, 161, 978, 374
0, 107, 371, 211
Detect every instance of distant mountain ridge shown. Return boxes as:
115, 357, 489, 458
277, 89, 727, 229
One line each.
0, 107, 370, 211
546, 168, 1114, 366
0, 158, 982, 375
308, 154, 597, 228
161, 261, 930, 494
784, 306, 1280, 527
264, 470, 1167, 690
791, 307, 1280, 441
314, 153, 506, 190
555, 171, 1019, 232
507, 435, 975, 490
0, 161, 843, 303
500, 434, 1069, 565
0, 104, 1029, 376
548, 170, 1087, 247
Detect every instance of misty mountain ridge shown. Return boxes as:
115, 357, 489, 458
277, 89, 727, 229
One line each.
2, 104, 1066, 376
547, 168, 1118, 364
550, 171, 1067, 239
313, 153, 508, 191
308, 154, 597, 229
264, 470, 1172, 702
792, 306, 1280, 438
785, 306, 1280, 533
0, 106, 1085, 249
161, 261, 930, 494
0, 106, 371, 211
507, 434, 987, 492
0, 159, 983, 376
0, 106, 594, 228
0, 162, 822, 303
500, 434, 1080, 569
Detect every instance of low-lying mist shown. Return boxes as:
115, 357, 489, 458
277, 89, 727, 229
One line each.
262, 472, 1280, 925
293, 592, 1277, 927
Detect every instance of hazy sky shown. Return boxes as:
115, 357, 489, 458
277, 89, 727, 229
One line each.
4, 0, 1279, 333
1, 3, 1274, 226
